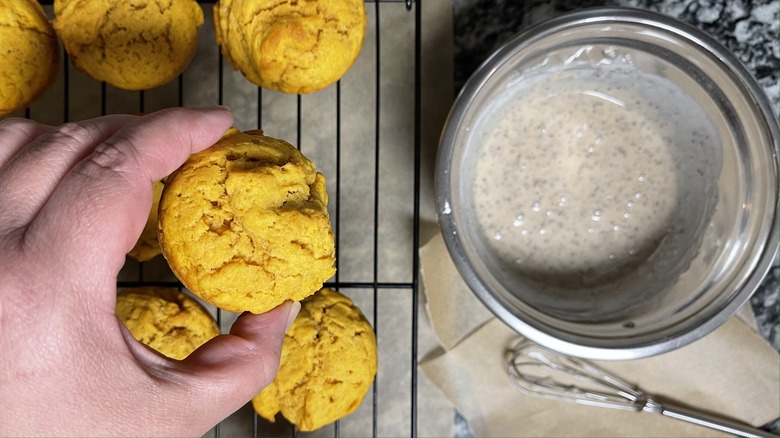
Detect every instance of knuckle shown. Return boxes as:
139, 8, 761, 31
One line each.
90, 134, 137, 171
79, 132, 140, 181
0, 117, 37, 132
0, 118, 42, 141
39, 122, 98, 153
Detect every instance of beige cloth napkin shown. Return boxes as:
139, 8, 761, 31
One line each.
419, 233, 780, 437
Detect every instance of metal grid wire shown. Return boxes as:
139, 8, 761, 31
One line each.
25, 1, 425, 437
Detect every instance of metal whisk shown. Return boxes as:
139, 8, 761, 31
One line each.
508, 341, 777, 438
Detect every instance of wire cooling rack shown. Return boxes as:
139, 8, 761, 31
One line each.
21, 1, 428, 437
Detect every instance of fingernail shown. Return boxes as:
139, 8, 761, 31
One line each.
285, 301, 301, 332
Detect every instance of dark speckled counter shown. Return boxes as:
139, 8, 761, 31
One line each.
451, 0, 778, 435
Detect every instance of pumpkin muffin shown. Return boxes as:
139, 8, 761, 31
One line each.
128, 180, 165, 262
158, 128, 336, 314
252, 288, 377, 431
116, 286, 220, 360
213, 0, 366, 94
52, 0, 203, 90
0, 0, 59, 116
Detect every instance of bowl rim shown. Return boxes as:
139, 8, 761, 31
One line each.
435, 6, 780, 360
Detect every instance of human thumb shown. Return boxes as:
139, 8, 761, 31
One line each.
169, 301, 300, 433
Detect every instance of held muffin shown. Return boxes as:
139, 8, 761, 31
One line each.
252, 288, 377, 431
0, 0, 59, 116
128, 180, 164, 262
213, 0, 366, 94
158, 128, 336, 314
116, 286, 220, 360
52, 0, 203, 90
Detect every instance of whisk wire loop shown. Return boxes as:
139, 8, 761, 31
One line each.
509, 341, 645, 411
507, 340, 777, 438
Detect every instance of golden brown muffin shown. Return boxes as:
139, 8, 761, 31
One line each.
213, 0, 366, 94
158, 128, 336, 314
116, 286, 220, 360
128, 180, 164, 262
52, 0, 203, 90
252, 288, 377, 431
0, 0, 59, 117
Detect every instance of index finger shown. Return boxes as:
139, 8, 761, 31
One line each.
22, 106, 233, 273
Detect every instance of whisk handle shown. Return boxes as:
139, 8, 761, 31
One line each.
645, 400, 777, 438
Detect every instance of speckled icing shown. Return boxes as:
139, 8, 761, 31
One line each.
472, 65, 719, 288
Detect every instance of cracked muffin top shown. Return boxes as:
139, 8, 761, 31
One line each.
52, 0, 203, 90
0, 0, 59, 116
252, 288, 377, 431
213, 0, 366, 94
158, 128, 336, 314
116, 286, 220, 360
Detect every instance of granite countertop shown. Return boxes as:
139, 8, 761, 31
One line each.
450, 0, 778, 434
452, 0, 779, 348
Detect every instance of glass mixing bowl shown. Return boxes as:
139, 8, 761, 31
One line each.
435, 8, 779, 360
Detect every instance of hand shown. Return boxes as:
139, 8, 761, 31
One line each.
0, 108, 299, 436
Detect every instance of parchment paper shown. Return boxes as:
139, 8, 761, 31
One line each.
419, 233, 780, 437
419, 232, 494, 350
